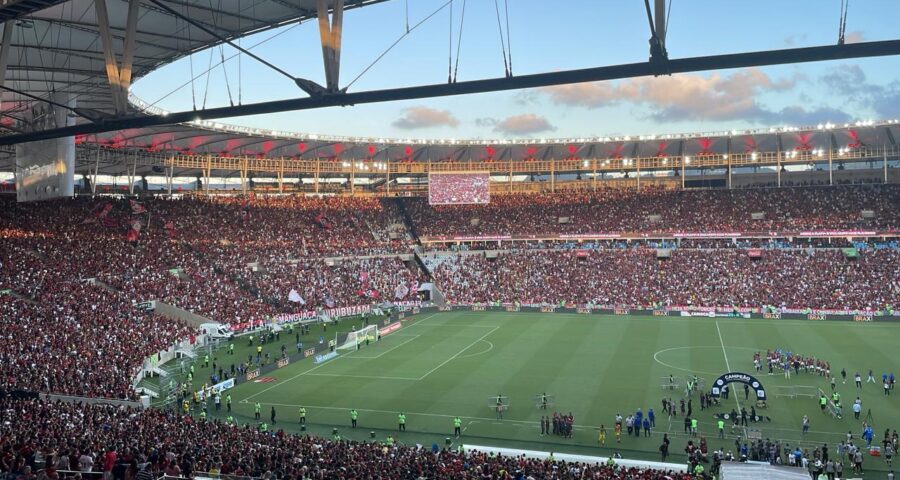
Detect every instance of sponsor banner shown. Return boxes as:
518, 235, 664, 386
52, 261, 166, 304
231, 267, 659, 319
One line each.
315, 351, 338, 364
652, 310, 669, 316
614, 308, 630, 315
246, 369, 260, 381
576, 307, 592, 314
798, 230, 876, 237
539, 306, 555, 313
747, 249, 763, 258
506, 306, 520, 312
673, 232, 742, 238
472, 305, 487, 311
210, 378, 234, 394
276, 358, 290, 368
763, 312, 782, 319
558, 233, 621, 240
303, 347, 316, 358
439, 305, 453, 311
379, 322, 402, 337
853, 314, 873, 322
807, 313, 827, 321
274, 305, 374, 324
134, 300, 156, 312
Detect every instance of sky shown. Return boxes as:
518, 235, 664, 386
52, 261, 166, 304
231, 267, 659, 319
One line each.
131, 0, 900, 141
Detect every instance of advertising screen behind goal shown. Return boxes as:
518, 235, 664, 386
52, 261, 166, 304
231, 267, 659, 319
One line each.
428, 172, 490, 205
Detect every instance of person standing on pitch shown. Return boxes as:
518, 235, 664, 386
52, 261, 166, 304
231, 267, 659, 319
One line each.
350, 409, 358, 428
270, 406, 276, 425
454, 416, 462, 437
299, 406, 306, 424
398, 412, 406, 431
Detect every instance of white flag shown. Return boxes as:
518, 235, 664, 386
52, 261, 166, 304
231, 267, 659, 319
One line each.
394, 283, 410, 300
288, 289, 305, 304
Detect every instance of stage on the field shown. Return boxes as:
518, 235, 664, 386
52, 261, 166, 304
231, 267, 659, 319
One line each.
219, 311, 900, 471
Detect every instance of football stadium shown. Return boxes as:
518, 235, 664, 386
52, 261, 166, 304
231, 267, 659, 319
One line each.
1, 1, 900, 479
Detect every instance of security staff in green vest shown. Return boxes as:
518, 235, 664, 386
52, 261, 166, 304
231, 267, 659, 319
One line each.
259, 422, 268, 432
453, 417, 462, 437
226, 415, 234, 425
690, 418, 698, 437
717, 419, 725, 438
254, 402, 261, 420
229, 342, 234, 355
299, 406, 307, 424
204, 354, 209, 368
226, 394, 232, 412
398, 412, 406, 431
385, 435, 394, 446
693, 464, 704, 475
820, 394, 828, 412
350, 409, 358, 428
190, 364, 194, 375
199, 410, 207, 421
248, 335, 254, 346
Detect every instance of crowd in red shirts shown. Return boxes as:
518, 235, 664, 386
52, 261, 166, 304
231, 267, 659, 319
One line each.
432, 249, 899, 311
0, 398, 693, 480
406, 184, 900, 238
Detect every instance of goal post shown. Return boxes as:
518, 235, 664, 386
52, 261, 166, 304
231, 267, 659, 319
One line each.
337, 325, 378, 351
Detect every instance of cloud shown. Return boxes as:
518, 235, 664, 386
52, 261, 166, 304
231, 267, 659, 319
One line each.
773, 106, 852, 125
845, 31, 865, 44
783, 34, 808, 47
822, 64, 866, 95
492, 114, 556, 135
475, 117, 498, 127
391, 106, 459, 129
538, 68, 800, 123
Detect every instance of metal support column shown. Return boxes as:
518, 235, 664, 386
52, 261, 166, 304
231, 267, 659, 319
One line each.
681, 157, 685, 189
278, 157, 285, 193
385, 163, 391, 195
550, 159, 555, 193
315, 0, 345, 92
314, 158, 320, 193
727, 155, 732, 189
885, 147, 889, 184
350, 159, 355, 194
776, 149, 782, 187
636, 158, 641, 190
592, 159, 597, 190
240, 158, 248, 194
128, 152, 136, 195
0, 22, 14, 106
508, 160, 513, 192
166, 161, 173, 195
95, 0, 140, 114
828, 145, 834, 186
92, 144, 101, 195
205, 155, 211, 195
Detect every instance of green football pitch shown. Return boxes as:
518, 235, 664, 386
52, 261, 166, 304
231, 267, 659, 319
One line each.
204, 311, 899, 470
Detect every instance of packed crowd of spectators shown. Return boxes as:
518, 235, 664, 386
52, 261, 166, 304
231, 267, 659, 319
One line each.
432, 249, 899, 310
247, 257, 425, 312
0, 283, 192, 399
0, 398, 693, 480
406, 185, 900, 238
428, 172, 491, 205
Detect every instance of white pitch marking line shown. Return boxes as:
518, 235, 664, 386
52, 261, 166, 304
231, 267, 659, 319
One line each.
715, 320, 742, 412
303, 373, 419, 381
344, 334, 421, 359
417, 326, 500, 381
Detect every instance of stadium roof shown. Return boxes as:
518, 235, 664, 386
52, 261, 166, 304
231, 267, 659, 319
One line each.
0, 0, 384, 121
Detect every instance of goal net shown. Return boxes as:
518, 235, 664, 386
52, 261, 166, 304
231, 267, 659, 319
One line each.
338, 325, 378, 351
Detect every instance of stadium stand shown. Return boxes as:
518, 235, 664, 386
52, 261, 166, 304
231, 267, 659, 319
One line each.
0, 397, 694, 479
405, 185, 900, 238
432, 249, 899, 310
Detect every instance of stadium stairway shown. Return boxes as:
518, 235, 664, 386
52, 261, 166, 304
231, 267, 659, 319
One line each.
393, 198, 421, 244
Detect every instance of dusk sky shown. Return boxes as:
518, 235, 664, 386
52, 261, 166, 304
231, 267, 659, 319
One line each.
132, 0, 900, 140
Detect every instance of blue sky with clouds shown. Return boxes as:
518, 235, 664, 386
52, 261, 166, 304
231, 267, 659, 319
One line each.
132, 0, 900, 139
